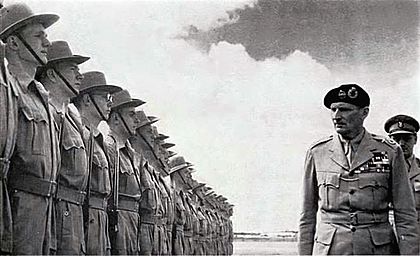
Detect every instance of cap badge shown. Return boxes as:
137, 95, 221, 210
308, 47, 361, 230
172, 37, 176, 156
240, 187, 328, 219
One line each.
348, 87, 358, 99
398, 122, 404, 128
338, 90, 346, 99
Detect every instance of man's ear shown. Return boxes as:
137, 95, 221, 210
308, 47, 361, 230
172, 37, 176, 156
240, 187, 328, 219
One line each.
6, 35, 19, 51
82, 94, 91, 107
362, 107, 369, 118
414, 134, 417, 145
46, 68, 57, 83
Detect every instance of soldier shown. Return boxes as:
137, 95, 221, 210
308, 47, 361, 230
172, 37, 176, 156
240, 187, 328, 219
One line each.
384, 115, 420, 229
129, 111, 159, 256
298, 84, 419, 255
72, 71, 122, 254
106, 89, 144, 255
0, 3, 60, 254
37, 40, 89, 254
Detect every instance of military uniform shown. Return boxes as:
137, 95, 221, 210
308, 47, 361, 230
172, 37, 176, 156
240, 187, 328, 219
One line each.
299, 131, 419, 255
0, 56, 18, 254
106, 138, 142, 255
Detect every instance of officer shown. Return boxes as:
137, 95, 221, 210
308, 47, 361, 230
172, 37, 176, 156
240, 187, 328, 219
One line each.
298, 84, 419, 255
73, 71, 122, 254
385, 115, 420, 225
0, 3, 60, 254
106, 89, 144, 255
37, 40, 89, 254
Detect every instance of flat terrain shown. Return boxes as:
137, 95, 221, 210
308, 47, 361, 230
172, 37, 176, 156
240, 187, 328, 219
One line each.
233, 241, 298, 255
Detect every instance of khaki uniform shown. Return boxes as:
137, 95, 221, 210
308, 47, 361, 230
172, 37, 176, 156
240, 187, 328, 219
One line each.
407, 155, 420, 245
162, 175, 175, 255
173, 190, 186, 255
152, 170, 168, 255
299, 131, 419, 255
55, 110, 88, 254
182, 193, 194, 255
0, 62, 18, 253
9, 80, 60, 255
197, 207, 207, 255
83, 128, 112, 255
106, 139, 142, 255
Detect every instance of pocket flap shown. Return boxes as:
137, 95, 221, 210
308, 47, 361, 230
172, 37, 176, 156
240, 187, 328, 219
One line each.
359, 174, 389, 189
368, 226, 392, 246
62, 130, 85, 150
324, 173, 340, 188
315, 225, 337, 245
20, 104, 48, 123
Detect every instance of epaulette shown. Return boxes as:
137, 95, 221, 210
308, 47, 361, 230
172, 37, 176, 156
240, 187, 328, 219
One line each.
371, 133, 398, 148
309, 135, 333, 149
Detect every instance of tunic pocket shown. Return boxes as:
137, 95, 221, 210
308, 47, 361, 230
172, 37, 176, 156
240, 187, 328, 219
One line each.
21, 105, 49, 156
318, 172, 341, 211
313, 224, 337, 255
357, 173, 389, 210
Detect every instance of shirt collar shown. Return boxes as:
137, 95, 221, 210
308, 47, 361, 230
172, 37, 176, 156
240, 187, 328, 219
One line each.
338, 128, 365, 151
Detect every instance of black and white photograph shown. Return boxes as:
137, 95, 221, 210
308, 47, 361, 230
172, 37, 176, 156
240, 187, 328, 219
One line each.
0, 0, 419, 255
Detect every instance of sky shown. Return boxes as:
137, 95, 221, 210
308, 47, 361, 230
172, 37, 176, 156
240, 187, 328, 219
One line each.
17, 0, 420, 232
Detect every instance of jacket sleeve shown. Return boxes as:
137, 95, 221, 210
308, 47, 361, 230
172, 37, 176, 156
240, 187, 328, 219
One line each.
392, 146, 419, 255
298, 149, 318, 255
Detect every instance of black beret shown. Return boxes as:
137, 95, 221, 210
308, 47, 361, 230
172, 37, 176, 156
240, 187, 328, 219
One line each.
384, 114, 419, 135
323, 84, 370, 109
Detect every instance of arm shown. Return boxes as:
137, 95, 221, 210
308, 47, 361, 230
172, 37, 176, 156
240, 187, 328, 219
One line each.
298, 150, 318, 255
392, 147, 419, 255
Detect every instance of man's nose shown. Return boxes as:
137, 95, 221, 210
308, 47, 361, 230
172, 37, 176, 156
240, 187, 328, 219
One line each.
331, 109, 342, 119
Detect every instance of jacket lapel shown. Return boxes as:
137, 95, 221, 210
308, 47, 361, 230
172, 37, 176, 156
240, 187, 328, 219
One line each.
350, 131, 376, 171
329, 134, 350, 170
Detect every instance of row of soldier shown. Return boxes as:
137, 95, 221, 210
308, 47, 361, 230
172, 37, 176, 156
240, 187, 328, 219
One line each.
0, 2, 233, 255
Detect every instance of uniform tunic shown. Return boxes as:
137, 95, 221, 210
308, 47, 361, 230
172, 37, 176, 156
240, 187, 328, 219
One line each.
173, 190, 186, 255
407, 155, 420, 246
299, 131, 419, 255
0, 61, 18, 253
83, 128, 112, 255
9, 80, 60, 255
55, 109, 88, 255
106, 139, 142, 255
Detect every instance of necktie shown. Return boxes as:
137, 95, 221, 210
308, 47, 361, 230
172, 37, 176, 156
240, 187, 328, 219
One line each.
344, 140, 352, 165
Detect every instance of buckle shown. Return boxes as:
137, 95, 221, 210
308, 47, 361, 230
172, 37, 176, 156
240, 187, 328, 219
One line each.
349, 212, 358, 225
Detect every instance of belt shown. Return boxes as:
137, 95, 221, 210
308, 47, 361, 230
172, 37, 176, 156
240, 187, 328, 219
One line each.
88, 195, 108, 211
175, 225, 184, 232
9, 174, 57, 197
118, 196, 140, 213
141, 215, 166, 225
55, 185, 86, 205
321, 211, 389, 225
0, 158, 10, 179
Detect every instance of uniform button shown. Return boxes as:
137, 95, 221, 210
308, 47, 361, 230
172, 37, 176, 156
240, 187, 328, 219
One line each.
64, 211, 69, 217
349, 189, 355, 195
351, 227, 356, 232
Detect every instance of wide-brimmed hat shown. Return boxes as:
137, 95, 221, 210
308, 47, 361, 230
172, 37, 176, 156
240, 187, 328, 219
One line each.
192, 182, 206, 191
169, 156, 193, 175
111, 89, 145, 111
135, 111, 159, 130
156, 133, 170, 141
161, 142, 175, 149
0, 3, 59, 40
78, 71, 122, 95
37, 41, 89, 74
168, 150, 177, 158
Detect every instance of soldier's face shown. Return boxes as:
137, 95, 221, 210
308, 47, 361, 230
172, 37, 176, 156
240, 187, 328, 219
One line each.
330, 102, 368, 136
56, 61, 83, 95
120, 107, 140, 134
91, 92, 112, 120
390, 133, 417, 159
16, 24, 50, 65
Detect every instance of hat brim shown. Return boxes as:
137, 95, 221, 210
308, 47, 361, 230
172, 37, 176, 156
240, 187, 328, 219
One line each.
389, 130, 416, 136
169, 163, 189, 174
47, 55, 90, 66
0, 13, 59, 40
79, 84, 122, 95
112, 98, 145, 111
137, 119, 159, 130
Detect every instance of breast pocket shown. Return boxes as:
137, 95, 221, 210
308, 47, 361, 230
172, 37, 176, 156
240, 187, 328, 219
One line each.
20, 105, 49, 156
61, 130, 86, 177
356, 173, 389, 210
412, 179, 420, 210
318, 172, 341, 211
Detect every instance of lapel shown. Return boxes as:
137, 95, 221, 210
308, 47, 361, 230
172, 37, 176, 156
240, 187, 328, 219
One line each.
329, 134, 350, 170
350, 131, 376, 171
409, 156, 420, 180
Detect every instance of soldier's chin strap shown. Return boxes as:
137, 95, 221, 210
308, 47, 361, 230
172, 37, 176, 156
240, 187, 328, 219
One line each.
117, 112, 135, 137
88, 94, 107, 121
14, 33, 79, 96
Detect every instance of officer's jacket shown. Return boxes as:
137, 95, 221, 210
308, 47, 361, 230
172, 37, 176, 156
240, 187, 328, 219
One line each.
299, 131, 419, 255
9, 80, 60, 187
408, 155, 420, 215
57, 110, 88, 193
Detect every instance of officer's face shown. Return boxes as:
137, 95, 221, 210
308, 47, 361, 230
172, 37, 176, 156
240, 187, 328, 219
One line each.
15, 24, 50, 65
56, 61, 83, 95
330, 102, 368, 137
390, 133, 417, 159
